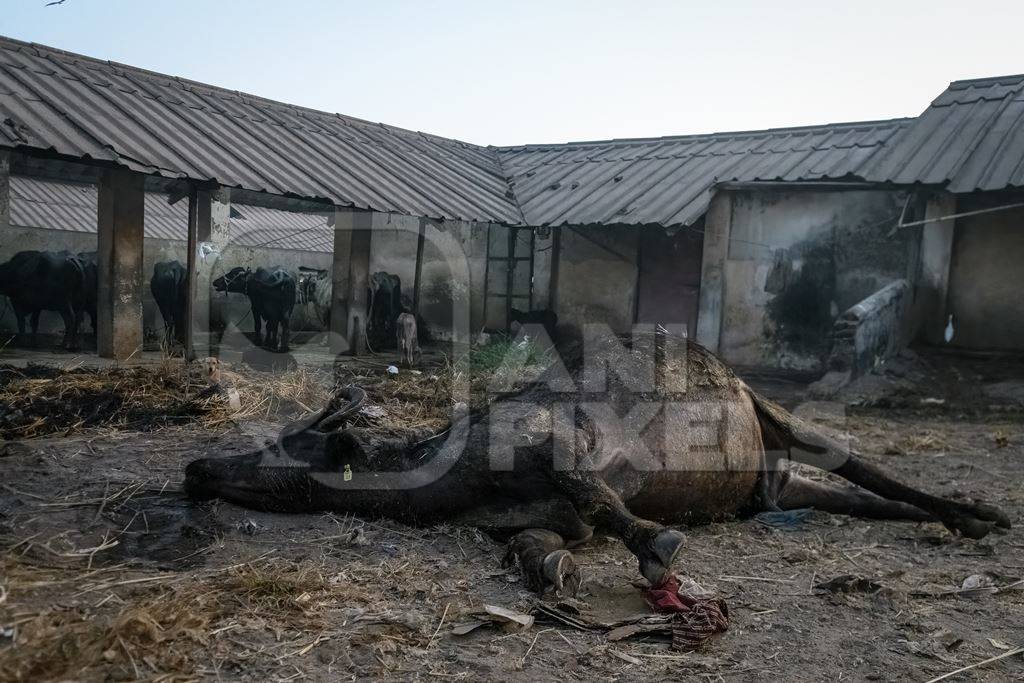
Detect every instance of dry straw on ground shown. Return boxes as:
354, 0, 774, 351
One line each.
0, 337, 550, 440
0, 554, 380, 682
0, 360, 331, 439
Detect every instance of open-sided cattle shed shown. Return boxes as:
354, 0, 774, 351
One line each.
3, 32, 1024, 365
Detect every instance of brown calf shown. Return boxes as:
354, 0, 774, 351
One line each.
396, 312, 420, 367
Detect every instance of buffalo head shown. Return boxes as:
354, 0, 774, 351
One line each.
213, 267, 251, 294
185, 387, 369, 511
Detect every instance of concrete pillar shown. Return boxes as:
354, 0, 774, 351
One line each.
695, 192, 733, 352
96, 169, 145, 360
329, 208, 373, 354
531, 226, 554, 309
0, 150, 10, 233
192, 187, 231, 355
917, 193, 956, 345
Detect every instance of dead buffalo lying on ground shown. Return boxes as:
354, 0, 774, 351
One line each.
186, 332, 1010, 594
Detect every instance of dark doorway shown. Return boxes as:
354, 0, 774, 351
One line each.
635, 226, 704, 336
483, 225, 534, 330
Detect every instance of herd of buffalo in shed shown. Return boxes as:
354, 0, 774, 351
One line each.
0, 248, 417, 357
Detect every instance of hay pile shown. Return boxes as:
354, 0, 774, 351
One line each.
0, 337, 553, 441
0, 555, 382, 682
0, 362, 331, 439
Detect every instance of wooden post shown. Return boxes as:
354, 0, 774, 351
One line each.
96, 169, 145, 360
183, 186, 199, 360
549, 227, 561, 315
0, 150, 10, 234
505, 227, 516, 328
412, 217, 426, 313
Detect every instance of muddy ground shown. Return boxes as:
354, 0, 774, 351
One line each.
1, 351, 1023, 682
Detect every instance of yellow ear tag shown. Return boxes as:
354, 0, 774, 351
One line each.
343, 464, 353, 482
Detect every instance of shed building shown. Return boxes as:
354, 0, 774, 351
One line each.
2, 34, 1023, 381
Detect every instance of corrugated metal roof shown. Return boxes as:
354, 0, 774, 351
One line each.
0, 35, 521, 225
865, 74, 1024, 193
9, 176, 334, 252
9, 35, 1022, 229
494, 120, 909, 227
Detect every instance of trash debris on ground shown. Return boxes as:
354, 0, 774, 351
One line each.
644, 575, 730, 650
452, 604, 535, 635
754, 508, 814, 530
814, 574, 887, 595
532, 574, 728, 651
236, 518, 266, 535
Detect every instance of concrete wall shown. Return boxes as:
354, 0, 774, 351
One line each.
830, 279, 912, 376
367, 212, 492, 340
419, 220, 488, 339
717, 188, 912, 372
945, 198, 1024, 351
0, 226, 331, 339
553, 225, 639, 333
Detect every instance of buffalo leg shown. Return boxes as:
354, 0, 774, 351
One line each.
14, 307, 28, 337
784, 444, 1011, 538
280, 314, 290, 353
777, 473, 935, 522
56, 303, 79, 350
156, 303, 172, 346
829, 454, 1011, 538
551, 470, 685, 585
503, 529, 582, 597
27, 309, 40, 347
251, 308, 263, 347
267, 319, 278, 351
753, 393, 1011, 539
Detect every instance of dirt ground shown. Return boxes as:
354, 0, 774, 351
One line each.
1, 350, 1023, 682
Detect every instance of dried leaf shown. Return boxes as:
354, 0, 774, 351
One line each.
450, 621, 486, 636
608, 649, 642, 665
479, 604, 533, 630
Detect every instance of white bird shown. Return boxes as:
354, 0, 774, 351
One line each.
198, 242, 220, 263
944, 314, 955, 343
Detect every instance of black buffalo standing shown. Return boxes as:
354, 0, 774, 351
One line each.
76, 251, 98, 335
366, 271, 402, 349
213, 266, 296, 352
0, 250, 92, 350
150, 260, 188, 345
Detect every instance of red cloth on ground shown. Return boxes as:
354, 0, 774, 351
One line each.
645, 575, 730, 650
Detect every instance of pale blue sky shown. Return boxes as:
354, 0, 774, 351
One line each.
4, 1, 1023, 146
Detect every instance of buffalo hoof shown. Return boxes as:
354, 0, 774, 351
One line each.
941, 500, 1012, 539
639, 528, 686, 586
965, 501, 1012, 529
542, 549, 582, 598
943, 515, 998, 540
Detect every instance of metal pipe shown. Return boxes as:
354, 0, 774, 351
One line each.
896, 200, 1024, 228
